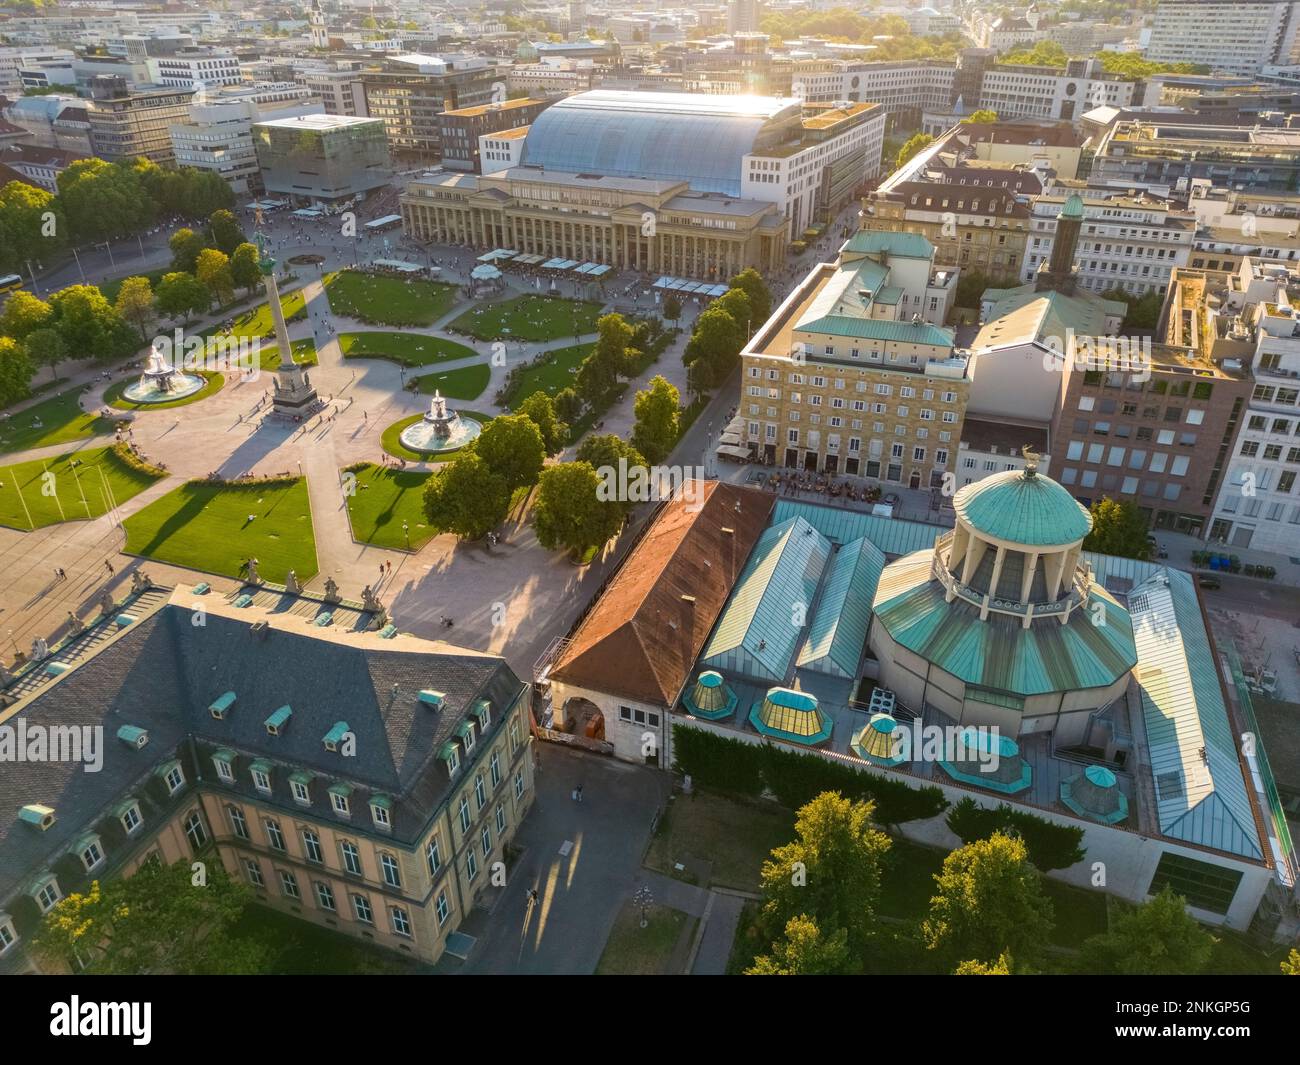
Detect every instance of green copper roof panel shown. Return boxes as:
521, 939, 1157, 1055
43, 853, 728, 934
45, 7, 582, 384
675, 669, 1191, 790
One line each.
1128, 570, 1261, 860
418, 689, 445, 707
437, 742, 458, 761
323, 721, 350, 745
265, 705, 292, 731
211, 748, 237, 763
954, 469, 1091, 547
328, 782, 354, 796
470, 699, 491, 720
770, 499, 945, 556
209, 691, 236, 715
248, 759, 272, 774
289, 770, 314, 786
872, 551, 1137, 698
842, 229, 936, 260
797, 536, 886, 678
454, 720, 474, 739
701, 516, 831, 682
795, 314, 955, 347
370, 794, 393, 809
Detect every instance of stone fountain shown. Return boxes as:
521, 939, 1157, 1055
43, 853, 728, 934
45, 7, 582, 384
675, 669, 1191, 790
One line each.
122, 346, 205, 403
399, 389, 481, 455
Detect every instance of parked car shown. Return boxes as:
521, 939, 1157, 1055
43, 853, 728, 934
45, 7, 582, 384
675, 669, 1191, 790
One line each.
883, 492, 901, 507
1195, 573, 1221, 590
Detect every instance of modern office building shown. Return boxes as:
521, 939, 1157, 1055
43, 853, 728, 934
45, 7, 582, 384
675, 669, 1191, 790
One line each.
253, 113, 392, 206
0, 47, 75, 99
727, 0, 765, 34
1145, 0, 1300, 76
147, 47, 243, 91
0, 585, 535, 973
739, 229, 964, 482
436, 97, 549, 173
85, 75, 195, 165
362, 53, 500, 161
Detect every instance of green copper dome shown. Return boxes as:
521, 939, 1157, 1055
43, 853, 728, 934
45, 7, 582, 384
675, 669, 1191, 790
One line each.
1059, 194, 1084, 220
953, 468, 1091, 547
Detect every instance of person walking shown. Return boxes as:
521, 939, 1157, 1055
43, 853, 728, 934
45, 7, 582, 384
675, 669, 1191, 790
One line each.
574, 783, 584, 804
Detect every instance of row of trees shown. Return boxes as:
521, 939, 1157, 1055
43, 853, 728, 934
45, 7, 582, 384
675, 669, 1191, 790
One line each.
0, 157, 234, 276
744, 791, 1227, 976
682, 267, 772, 396
999, 39, 1209, 78
759, 10, 968, 62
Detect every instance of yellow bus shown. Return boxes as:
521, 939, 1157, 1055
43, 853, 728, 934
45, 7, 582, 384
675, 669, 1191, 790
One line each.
0, 274, 23, 296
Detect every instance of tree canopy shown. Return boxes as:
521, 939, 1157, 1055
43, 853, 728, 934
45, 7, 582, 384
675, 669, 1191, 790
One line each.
1082, 497, 1151, 560
422, 451, 510, 540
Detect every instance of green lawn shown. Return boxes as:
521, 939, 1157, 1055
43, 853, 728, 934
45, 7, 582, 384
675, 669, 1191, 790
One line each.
258, 338, 318, 369
344, 463, 437, 550
217, 288, 308, 339
103, 371, 224, 411
339, 331, 477, 367
412, 363, 490, 401
449, 295, 603, 342
0, 388, 117, 455
644, 789, 796, 891
501, 342, 592, 407
325, 269, 458, 326
595, 901, 696, 976
380, 410, 490, 463
0, 446, 165, 530
229, 905, 417, 975
99, 269, 169, 305
123, 478, 317, 583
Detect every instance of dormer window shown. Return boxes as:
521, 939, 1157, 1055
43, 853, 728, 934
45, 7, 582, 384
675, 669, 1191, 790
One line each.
0, 914, 16, 956
76, 834, 105, 872
32, 876, 61, 914
457, 719, 476, 752
265, 705, 292, 736
470, 700, 492, 730
117, 800, 142, 835
156, 761, 185, 796
212, 749, 236, 783
289, 772, 313, 806
438, 742, 461, 777
323, 721, 350, 752
210, 691, 236, 720
370, 795, 393, 832
250, 760, 273, 795
418, 690, 445, 709
329, 783, 353, 817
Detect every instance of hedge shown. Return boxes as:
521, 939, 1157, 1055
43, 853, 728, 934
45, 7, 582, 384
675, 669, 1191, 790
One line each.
110, 442, 167, 479
671, 724, 949, 825
945, 797, 1086, 871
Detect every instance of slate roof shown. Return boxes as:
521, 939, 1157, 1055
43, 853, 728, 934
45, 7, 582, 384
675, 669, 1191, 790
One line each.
0, 591, 527, 906
549, 482, 775, 705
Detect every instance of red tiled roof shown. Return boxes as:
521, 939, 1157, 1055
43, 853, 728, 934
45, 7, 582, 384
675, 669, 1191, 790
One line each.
549, 481, 774, 706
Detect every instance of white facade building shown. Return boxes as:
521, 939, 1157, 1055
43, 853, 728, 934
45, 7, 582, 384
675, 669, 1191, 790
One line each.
1145, 0, 1300, 76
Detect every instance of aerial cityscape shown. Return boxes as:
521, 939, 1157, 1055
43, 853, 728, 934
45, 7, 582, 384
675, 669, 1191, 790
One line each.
3, 0, 1300, 995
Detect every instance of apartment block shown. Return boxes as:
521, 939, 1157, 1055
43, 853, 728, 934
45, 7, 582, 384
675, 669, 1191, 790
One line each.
86, 75, 195, 165
1145, 0, 1300, 76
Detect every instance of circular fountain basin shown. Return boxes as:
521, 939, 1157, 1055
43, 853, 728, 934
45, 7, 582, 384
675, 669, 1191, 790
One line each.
399, 414, 482, 455
122, 371, 206, 404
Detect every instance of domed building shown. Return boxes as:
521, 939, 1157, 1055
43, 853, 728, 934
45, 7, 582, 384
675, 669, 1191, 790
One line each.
868, 453, 1138, 745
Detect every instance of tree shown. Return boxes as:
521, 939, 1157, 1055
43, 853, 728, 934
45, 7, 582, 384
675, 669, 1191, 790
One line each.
532, 460, 623, 557
746, 915, 851, 975
1077, 886, 1213, 975
24, 326, 67, 383
922, 831, 1055, 968
758, 792, 891, 963
955, 269, 990, 309
728, 267, 772, 325
0, 180, 64, 275
154, 272, 212, 322
663, 293, 682, 323
422, 451, 510, 540
170, 227, 207, 273
113, 275, 155, 340
713, 287, 754, 339
1282, 949, 1300, 975
516, 391, 568, 454
576, 434, 647, 519
31, 860, 267, 974
230, 242, 262, 295
955, 953, 1013, 975
473, 413, 545, 491
207, 208, 245, 256
56, 158, 153, 242
553, 386, 583, 425
0, 335, 35, 409
895, 132, 934, 170
49, 284, 137, 360
961, 109, 999, 124
630, 374, 680, 465
683, 304, 744, 388
196, 247, 235, 308
577, 312, 634, 403
1082, 497, 1151, 560
0, 288, 53, 341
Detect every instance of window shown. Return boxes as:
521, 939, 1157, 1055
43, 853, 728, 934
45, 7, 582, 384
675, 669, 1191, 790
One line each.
436, 890, 450, 927
474, 775, 486, 810
427, 837, 442, 876
509, 719, 519, 753
330, 790, 351, 816
120, 803, 142, 835
341, 841, 363, 876
1147, 852, 1242, 915
462, 722, 476, 752
495, 806, 506, 835
228, 805, 249, 840
515, 770, 525, 800
316, 882, 336, 912
445, 745, 460, 776
81, 839, 104, 871
391, 906, 412, 938
466, 850, 479, 882
252, 766, 271, 793
35, 879, 61, 913
0, 917, 15, 955
279, 870, 300, 899
381, 853, 402, 889
490, 751, 501, 788
265, 819, 286, 852
164, 764, 185, 795
459, 795, 471, 833
291, 779, 311, 805
244, 859, 264, 888
214, 758, 234, 783
352, 894, 374, 924
303, 829, 324, 864
370, 801, 391, 831
480, 825, 492, 858
184, 811, 208, 852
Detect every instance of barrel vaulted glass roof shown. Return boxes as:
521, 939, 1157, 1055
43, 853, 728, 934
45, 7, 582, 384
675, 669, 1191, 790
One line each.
521, 91, 802, 196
